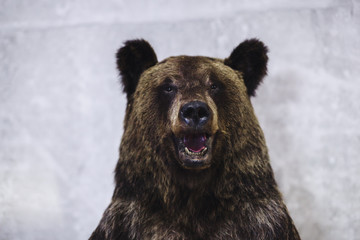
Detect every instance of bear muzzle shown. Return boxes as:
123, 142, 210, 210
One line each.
173, 101, 216, 170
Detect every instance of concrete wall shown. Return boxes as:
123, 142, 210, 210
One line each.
1, 0, 359, 239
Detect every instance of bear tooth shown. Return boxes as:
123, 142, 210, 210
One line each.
201, 147, 208, 154
185, 147, 192, 155
184, 147, 208, 156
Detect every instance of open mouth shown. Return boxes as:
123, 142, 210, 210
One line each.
175, 133, 212, 170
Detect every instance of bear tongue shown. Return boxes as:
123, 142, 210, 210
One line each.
183, 134, 207, 152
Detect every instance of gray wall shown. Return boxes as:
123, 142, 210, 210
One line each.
1, 0, 359, 239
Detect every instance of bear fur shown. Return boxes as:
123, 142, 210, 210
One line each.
89, 39, 301, 240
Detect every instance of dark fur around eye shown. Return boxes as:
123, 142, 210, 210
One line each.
158, 78, 177, 95
156, 83, 177, 120
209, 81, 224, 96
209, 72, 224, 95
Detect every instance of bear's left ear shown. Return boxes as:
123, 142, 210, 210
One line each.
224, 39, 268, 97
116, 39, 158, 100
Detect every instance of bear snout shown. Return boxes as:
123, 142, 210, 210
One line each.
179, 101, 211, 129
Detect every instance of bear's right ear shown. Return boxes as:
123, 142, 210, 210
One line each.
116, 39, 158, 99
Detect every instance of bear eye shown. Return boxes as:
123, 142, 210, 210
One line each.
161, 84, 177, 95
165, 86, 174, 92
209, 81, 223, 96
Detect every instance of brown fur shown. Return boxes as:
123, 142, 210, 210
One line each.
89, 39, 301, 240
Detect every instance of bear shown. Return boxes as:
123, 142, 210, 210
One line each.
89, 39, 301, 240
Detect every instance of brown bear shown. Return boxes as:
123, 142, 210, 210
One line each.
89, 39, 301, 240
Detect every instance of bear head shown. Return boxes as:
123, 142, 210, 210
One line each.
115, 39, 268, 191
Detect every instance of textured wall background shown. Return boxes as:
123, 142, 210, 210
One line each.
0, 0, 359, 239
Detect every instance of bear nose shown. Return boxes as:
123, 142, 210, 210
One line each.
180, 101, 211, 128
